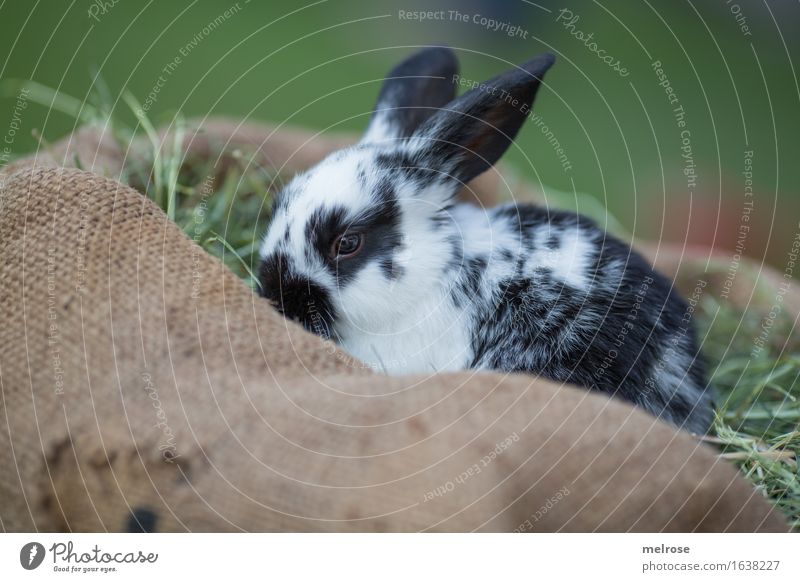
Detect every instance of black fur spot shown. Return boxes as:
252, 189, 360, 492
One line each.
380, 257, 404, 280
127, 507, 158, 533
372, 175, 396, 205
430, 212, 450, 230
374, 152, 409, 174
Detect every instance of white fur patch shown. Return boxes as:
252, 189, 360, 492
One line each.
298, 152, 368, 213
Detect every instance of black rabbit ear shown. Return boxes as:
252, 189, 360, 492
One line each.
409, 53, 555, 185
361, 47, 459, 144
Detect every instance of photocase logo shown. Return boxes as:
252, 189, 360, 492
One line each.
19, 542, 46, 570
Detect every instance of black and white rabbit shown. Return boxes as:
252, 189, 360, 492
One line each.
259, 47, 713, 433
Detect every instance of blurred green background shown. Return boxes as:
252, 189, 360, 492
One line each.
1, 0, 798, 269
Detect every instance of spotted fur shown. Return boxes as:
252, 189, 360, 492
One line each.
259, 47, 713, 433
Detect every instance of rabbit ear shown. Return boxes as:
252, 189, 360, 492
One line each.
361, 47, 459, 144
409, 53, 555, 185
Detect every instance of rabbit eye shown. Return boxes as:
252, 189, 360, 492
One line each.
331, 233, 363, 259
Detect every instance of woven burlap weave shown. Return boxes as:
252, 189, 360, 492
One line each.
0, 120, 788, 532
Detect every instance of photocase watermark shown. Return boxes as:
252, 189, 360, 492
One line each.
422, 432, 520, 502
397, 9, 529, 39
190, 174, 215, 300
453, 73, 528, 110
46, 246, 66, 396
20, 540, 158, 573
592, 275, 655, 388
1, 86, 30, 189
87, 0, 122, 22
555, 8, 629, 77
47, 541, 157, 573
652, 60, 679, 107
751, 223, 799, 358
677, 111, 697, 192
141, 371, 180, 463
452, 73, 573, 173
680, 279, 707, 331
513, 486, 571, 531
529, 111, 573, 173
75, 188, 90, 294
589, 274, 707, 401
720, 149, 754, 300
652, 60, 696, 192
139, 2, 246, 114
641, 279, 707, 395
1, 86, 29, 153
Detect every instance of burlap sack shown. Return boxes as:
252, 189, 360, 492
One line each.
0, 120, 789, 532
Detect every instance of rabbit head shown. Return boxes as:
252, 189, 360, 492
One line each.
258, 47, 554, 338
